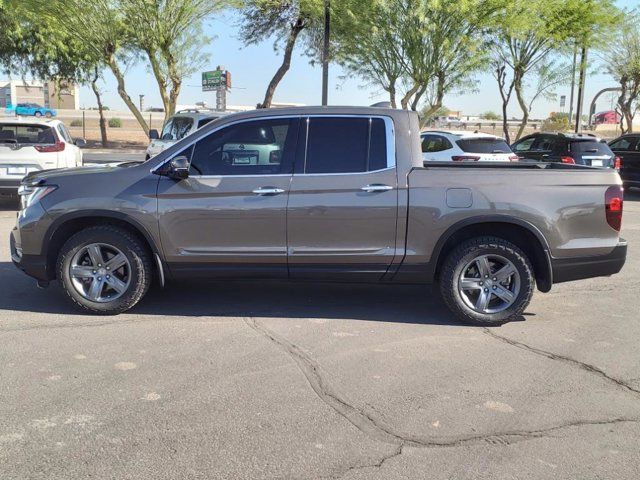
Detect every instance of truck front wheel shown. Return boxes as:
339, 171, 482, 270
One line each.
57, 225, 153, 314
439, 237, 534, 326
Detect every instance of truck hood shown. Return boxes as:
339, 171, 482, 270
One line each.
21, 162, 144, 186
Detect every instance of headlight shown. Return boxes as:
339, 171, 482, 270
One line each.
18, 185, 57, 210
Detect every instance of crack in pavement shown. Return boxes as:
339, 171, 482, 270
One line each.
483, 328, 640, 396
320, 445, 404, 480
243, 317, 640, 458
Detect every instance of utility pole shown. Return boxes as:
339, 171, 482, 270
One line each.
568, 44, 577, 124
574, 46, 588, 133
321, 0, 330, 106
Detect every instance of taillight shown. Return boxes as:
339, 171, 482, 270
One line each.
561, 156, 575, 164
35, 141, 65, 153
508, 155, 519, 161
605, 185, 623, 231
614, 156, 622, 171
452, 155, 480, 161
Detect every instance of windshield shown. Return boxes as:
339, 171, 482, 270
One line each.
456, 138, 512, 154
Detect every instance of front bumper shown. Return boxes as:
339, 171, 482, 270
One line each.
10, 228, 49, 281
552, 240, 627, 284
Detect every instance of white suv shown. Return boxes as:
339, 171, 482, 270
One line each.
146, 109, 228, 159
0, 118, 84, 196
421, 130, 518, 162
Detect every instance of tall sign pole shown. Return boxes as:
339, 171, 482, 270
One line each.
574, 46, 588, 133
321, 0, 330, 106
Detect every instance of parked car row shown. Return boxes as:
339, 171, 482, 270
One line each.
420, 129, 640, 190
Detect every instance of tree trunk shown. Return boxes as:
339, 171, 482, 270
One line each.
388, 81, 397, 109
107, 56, 149, 134
400, 83, 421, 110
164, 48, 181, 118
411, 84, 427, 111
147, 52, 171, 121
513, 70, 528, 141
91, 68, 108, 147
260, 19, 305, 109
495, 65, 513, 144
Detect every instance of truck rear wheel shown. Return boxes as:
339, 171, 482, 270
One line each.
439, 236, 534, 325
57, 225, 152, 315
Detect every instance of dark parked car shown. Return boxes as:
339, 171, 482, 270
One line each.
608, 134, 640, 190
512, 132, 619, 169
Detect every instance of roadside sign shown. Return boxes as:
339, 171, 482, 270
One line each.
202, 70, 231, 92
560, 95, 566, 108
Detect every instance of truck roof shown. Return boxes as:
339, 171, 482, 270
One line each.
216, 105, 409, 122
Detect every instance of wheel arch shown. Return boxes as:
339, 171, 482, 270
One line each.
44, 211, 161, 280
431, 216, 553, 292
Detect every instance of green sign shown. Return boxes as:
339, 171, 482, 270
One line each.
202, 70, 223, 91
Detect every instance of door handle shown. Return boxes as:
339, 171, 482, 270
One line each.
252, 187, 285, 195
361, 184, 394, 193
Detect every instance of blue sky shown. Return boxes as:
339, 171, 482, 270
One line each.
81, 2, 639, 118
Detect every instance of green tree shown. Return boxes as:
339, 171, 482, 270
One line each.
122, 0, 227, 120
491, 0, 619, 142
602, 10, 640, 134
239, 0, 323, 108
336, 0, 496, 123
0, 0, 110, 144
481, 111, 501, 120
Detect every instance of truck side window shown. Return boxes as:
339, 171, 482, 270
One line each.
306, 117, 369, 173
189, 118, 296, 176
368, 118, 388, 171
304, 117, 389, 173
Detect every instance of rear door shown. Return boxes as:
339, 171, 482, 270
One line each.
157, 117, 299, 278
287, 116, 399, 280
610, 135, 640, 185
569, 139, 614, 167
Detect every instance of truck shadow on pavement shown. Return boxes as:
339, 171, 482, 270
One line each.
0, 262, 521, 326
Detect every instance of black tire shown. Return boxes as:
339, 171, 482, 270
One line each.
439, 236, 535, 326
45, 111, 52, 118
57, 225, 152, 314
34, 111, 42, 117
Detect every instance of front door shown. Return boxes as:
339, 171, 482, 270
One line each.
157, 117, 299, 278
287, 116, 399, 280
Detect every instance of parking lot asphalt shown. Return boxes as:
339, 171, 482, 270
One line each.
1, 190, 639, 479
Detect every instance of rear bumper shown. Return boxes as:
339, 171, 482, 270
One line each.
552, 241, 627, 284
0, 178, 21, 194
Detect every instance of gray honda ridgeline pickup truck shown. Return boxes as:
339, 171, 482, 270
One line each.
11, 107, 627, 325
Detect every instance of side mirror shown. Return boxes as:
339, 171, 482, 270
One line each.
167, 156, 189, 180
149, 129, 159, 140
74, 138, 87, 148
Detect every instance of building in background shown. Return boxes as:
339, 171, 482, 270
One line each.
0, 80, 80, 110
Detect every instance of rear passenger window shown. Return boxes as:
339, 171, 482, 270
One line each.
305, 117, 389, 173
